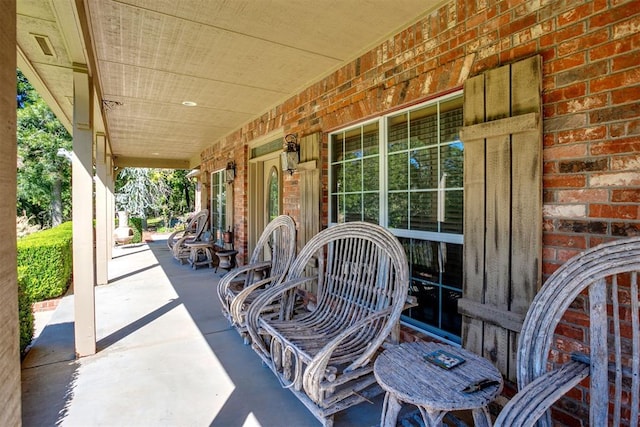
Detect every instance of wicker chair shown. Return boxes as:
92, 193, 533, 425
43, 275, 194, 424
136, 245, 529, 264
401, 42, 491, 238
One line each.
494, 236, 640, 427
246, 222, 409, 427
168, 210, 209, 264
166, 209, 208, 251
217, 215, 297, 343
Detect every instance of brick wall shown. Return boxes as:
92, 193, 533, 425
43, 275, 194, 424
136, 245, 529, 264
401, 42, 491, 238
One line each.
203, 0, 639, 263
0, 1, 21, 425
201, 2, 639, 423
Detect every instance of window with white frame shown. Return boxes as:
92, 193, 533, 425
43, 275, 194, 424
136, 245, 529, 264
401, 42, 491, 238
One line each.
210, 170, 227, 246
329, 91, 464, 342
330, 121, 380, 224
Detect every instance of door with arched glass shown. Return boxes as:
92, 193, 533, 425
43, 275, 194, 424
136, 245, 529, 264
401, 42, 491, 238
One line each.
266, 164, 280, 224
248, 138, 283, 257
262, 157, 280, 260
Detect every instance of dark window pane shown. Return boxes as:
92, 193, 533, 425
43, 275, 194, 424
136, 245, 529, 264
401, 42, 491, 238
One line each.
410, 191, 438, 231
408, 280, 439, 326
442, 289, 462, 335
331, 164, 343, 194
400, 237, 462, 338
330, 194, 339, 223
331, 133, 344, 162
362, 156, 379, 191
363, 193, 379, 224
388, 192, 408, 229
410, 147, 438, 189
344, 160, 362, 193
337, 194, 346, 223
388, 152, 408, 191
441, 242, 463, 289
411, 239, 440, 282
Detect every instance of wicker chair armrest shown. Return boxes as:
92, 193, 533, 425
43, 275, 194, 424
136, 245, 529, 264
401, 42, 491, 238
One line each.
171, 234, 196, 258
216, 260, 271, 302
166, 229, 186, 250
217, 261, 272, 321
229, 276, 279, 325
494, 360, 589, 427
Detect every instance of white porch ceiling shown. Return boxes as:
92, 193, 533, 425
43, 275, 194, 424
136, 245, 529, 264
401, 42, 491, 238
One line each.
17, 0, 443, 168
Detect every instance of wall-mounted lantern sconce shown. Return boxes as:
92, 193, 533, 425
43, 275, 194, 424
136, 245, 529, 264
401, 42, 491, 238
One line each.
225, 161, 236, 183
281, 134, 300, 175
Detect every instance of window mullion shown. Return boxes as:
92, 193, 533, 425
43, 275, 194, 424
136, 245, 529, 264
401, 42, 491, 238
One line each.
379, 118, 387, 228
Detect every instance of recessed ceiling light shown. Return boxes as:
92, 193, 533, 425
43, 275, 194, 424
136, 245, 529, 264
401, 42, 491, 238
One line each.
151, 152, 160, 156
182, 101, 197, 107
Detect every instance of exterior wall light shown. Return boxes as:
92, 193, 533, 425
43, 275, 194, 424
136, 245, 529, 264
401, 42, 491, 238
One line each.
225, 161, 236, 183
281, 133, 300, 175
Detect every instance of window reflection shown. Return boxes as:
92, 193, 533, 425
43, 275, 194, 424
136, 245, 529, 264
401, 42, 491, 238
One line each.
210, 170, 227, 246
267, 167, 279, 223
401, 238, 463, 342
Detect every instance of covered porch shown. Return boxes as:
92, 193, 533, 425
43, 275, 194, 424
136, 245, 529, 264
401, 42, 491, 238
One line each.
4, 0, 639, 425
21, 236, 387, 426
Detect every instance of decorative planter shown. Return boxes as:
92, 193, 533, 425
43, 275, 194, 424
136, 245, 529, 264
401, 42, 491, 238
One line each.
223, 229, 233, 244
113, 211, 134, 245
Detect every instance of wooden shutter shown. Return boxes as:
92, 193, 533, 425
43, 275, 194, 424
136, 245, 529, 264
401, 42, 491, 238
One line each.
298, 133, 321, 249
298, 133, 321, 291
458, 56, 542, 381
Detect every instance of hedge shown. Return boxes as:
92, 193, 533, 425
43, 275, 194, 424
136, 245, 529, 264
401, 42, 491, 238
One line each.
17, 221, 73, 302
18, 266, 34, 354
129, 217, 143, 244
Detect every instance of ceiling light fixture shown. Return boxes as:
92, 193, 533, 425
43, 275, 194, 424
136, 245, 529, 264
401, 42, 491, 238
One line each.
182, 101, 197, 107
102, 99, 123, 111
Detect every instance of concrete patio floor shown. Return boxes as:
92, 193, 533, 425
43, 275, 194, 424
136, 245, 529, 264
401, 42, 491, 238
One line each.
21, 237, 385, 427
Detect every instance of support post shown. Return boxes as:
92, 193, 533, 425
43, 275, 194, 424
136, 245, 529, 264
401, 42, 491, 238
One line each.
0, 2, 21, 424
95, 133, 108, 285
72, 64, 96, 356
107, 156, 115, 259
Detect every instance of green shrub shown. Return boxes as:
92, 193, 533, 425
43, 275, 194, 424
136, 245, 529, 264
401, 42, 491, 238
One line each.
17, 221, 73, 301
129, 217, 143, 244
18, 267, 34, 354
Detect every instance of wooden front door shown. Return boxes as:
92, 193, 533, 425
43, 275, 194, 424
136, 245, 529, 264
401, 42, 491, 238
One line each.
248, 154, 281, 259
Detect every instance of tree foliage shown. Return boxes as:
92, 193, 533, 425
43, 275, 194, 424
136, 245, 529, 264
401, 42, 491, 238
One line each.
115, 167, 194, 222
16, 69, 72, 228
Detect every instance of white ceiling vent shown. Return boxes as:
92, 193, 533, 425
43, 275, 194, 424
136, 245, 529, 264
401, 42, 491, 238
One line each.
31, 34, 56, 58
